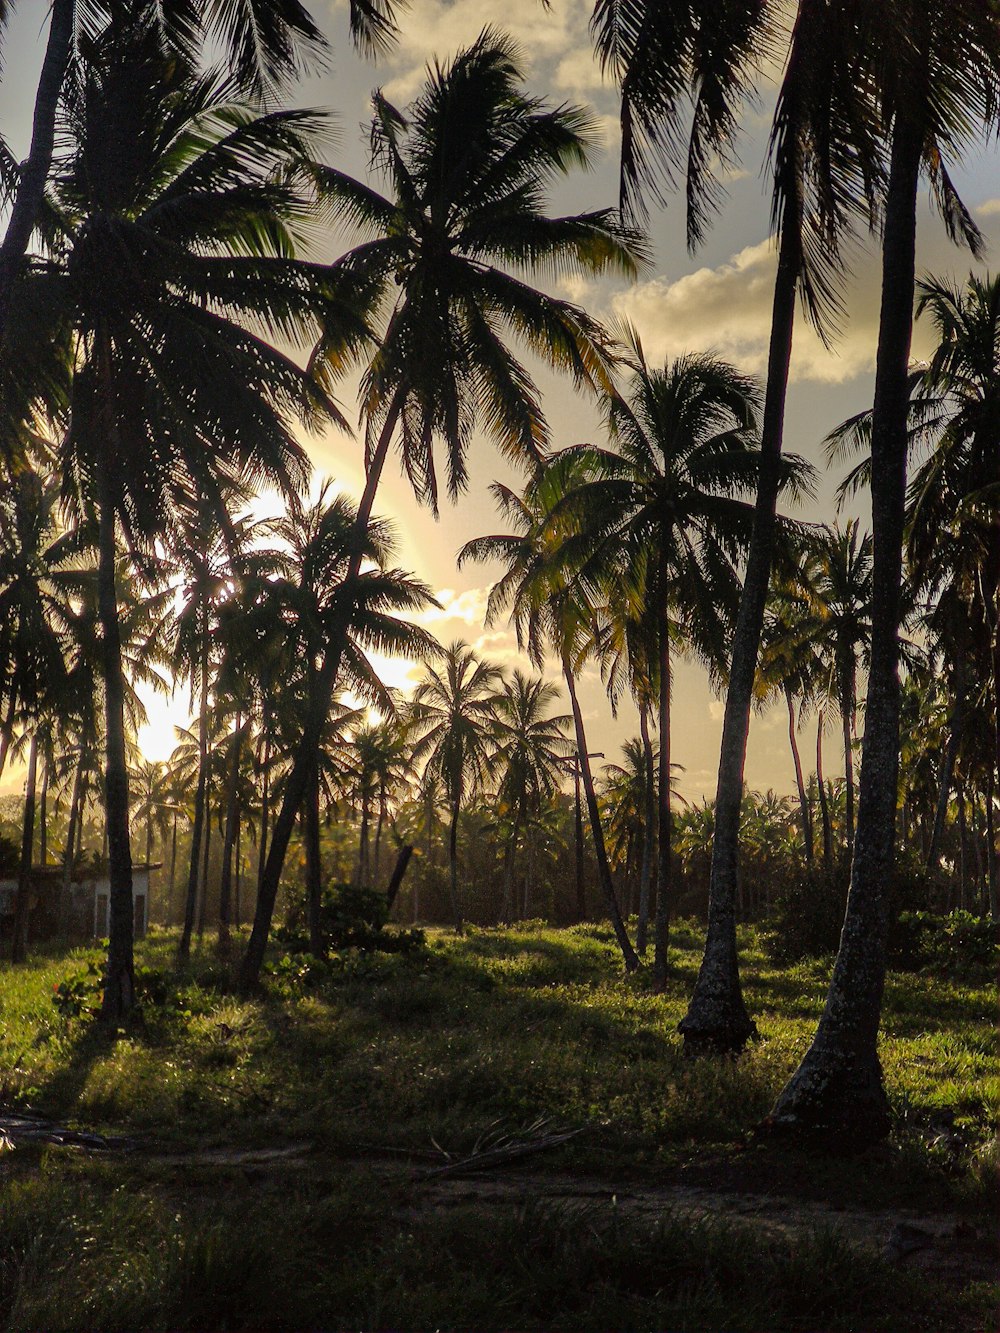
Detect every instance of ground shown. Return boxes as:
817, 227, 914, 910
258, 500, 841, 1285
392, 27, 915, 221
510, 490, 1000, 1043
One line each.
0, 921, 995, 1331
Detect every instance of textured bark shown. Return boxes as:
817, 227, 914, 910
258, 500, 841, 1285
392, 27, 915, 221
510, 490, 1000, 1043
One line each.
305, 761, 324, 955
679, 225, 799, 1052
38, 759, 48, 867
927, 686, 963, 870
652, 592, 672, 991
178, 640, 209, 962
12, 732, 37, 963
785, 689, 812, 863
60, 765, 83, 935
197, 792, 212, 941
767, 116, 922, 1146
217, 715, 244, 955
385, 843, 414, 912
501, 809, 522, 922
447, 801, 463, 932
0, 0, 74, 340
839, 661, 857, 860
816, 713, 833, 866
256, 730, 270, 894
563, 661, 639, 971
238, 396, 402, 992
573, 767, 586, 920
97, 484, 136, 1023
636, 707, 655, 954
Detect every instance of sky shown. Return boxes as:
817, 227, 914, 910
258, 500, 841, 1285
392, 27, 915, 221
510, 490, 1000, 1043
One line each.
2, 0, 1000, 803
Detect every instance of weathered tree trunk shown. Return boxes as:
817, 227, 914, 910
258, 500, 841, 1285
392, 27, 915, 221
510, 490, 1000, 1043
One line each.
197, 794, 212, 942
256, 729, 270, 894
234, 818, 242, 929
38, 757, 48, 867
60, 765, 83, 935
636, 706, 655, 953
385, 843, 414, 912
238, 397, 403, 991
785, 688, 812, 862
679, 221, 800, 1052
305, 761, 324, 956
573, 766, 586, 920
372, 787, 386, 887
563, 660, 639, 971
927, 684, 963, 870
652, 597, 672, 991
217, 714, 244, 955
768, 115, 923, 1145
816, 711, 833, 867
0, 0, 74, 341
501, 810, 522, 922
97, 477, 136, 1023
178, 639, 209, 963
839, 662, 857, 860
356, 791, 371, 887
12, 732, 37, 963
447, 800, 463, 932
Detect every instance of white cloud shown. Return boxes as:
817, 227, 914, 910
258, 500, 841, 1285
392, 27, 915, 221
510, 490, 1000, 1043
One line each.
708, 699, 725, 722
417, 586, 490, 627
976, 199, 1000, 217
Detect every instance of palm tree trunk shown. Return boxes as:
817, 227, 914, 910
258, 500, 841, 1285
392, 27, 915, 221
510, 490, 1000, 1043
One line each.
305, 761, 323, 956
238, 394, 404, 992
785, 688, 812, 863
178, 643, 209, 962
563, 659, 639, 971
0, 691, 17, 778
96, 476, 136, 1022
0, 0, 74, 341
197, 794, 212, 942
256, 729, 270, 895
168, 809, 178, 922
502, 810, 522, 923
769, 112, 924, 1143
356, 793, 371, 887
680, 220, 800, 1052
652, 602, 673, 991
234, 818, 242, 930
60, 764, 83, 935
373, 786, 386, 886
38, 757, 48, 867
636, 706, 655, 954
816, 710, 833, 867
217, 714, 244, 955
448, 800, 463, 932
927, 683, 963, 869
840, 665, 856, 859
12, 732, 37, 963
986, 773, 998, 920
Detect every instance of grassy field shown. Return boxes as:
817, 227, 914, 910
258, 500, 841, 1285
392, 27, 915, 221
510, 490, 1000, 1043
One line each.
0, 920, 996, 1331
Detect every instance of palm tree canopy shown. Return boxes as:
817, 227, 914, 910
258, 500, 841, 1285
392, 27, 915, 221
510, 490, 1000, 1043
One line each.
410, 642, 503, 812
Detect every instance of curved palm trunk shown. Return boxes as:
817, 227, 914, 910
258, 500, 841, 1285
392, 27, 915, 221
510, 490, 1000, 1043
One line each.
239, 395, 403, 992
652, 601, 672, 991
785, 688, 812, 863
12, 732, 37, 963
816, 710, 833, 867
0, 0, 74, 341
178, 642, 209, 963
217, 714, 244, 955
305, 761, 324, 955
562, 659, 639, 972
839, 663, 857, 859
168, 809, 179, 921
97, 483, 136, 1022
769, 115, 923, 1144
447, 800, 463, 932
679, 222, 800, 1051
636, 707, 655, 954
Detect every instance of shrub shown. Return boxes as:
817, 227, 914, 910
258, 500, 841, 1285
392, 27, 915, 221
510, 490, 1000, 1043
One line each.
888, 910, 998, 978
275, 881, 426, 955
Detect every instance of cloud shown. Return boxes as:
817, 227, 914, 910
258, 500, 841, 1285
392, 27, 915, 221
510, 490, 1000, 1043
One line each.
612, 212, 1000, 386
708, 700, 725, 722
417, 586, 490, 627
976, 199, 1000, 217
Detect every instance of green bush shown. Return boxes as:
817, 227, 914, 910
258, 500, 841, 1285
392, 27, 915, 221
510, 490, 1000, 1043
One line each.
276, 881, 426, 955
888, 910, 998, 978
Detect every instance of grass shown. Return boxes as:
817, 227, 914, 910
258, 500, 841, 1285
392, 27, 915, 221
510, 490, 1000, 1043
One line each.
0, 919, 996, 1331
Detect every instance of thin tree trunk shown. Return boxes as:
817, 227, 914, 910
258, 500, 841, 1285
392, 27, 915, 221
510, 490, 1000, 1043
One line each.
168, 810, 178, 922
956, 789, 968, 911
786, 688, 812, 863
356, 792, 371, 887
501, 810, 522, 923
0, 0, 74, 341
234, 817, 242, 930
986, 775, 998, 920
38, 757, 48, 867
927, 683, 963, 870
217, 714, 244, 955
60, 765, 83, 936
197, 793, 212, 942
769, 112, 924, 1143
652, 597, 672, 991
12, 732, 37, 963
636, 706, 655, 953
563, 659, 639, 971
239, 395, 404, 992
573, 766, 586, 920
256, 729, 270, 894
0, 691, 17, 778
385, 843, 414, 912
448, 800, 463, 932
816, 710, 833, 867
373, 786, 386, 887
680, 220, 801, 1052
178, 641, 209, 962
97, 474, 136, 1022
305, 760, 323, 956
840, 665, 856, 860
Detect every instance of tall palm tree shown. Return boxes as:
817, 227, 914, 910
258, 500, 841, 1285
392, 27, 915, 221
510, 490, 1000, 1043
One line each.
592, 0, 884, 1051
238, 490, 438, 986
546, 335, 812, 989
249, 29, 647, 933
409, 643, 503, 932
489, 670, 573, 921
771, 3, 1000, 1141
458, 476, 640, 970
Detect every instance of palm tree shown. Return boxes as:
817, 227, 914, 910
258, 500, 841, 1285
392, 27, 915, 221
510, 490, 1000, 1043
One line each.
771, 4, 1000, 1140
592, 0, 884, 1051
489, 671, 573, 921
546, 335, 812, 989
238, 489, 438, 986
458, 476, 640, 971
42, 14, 362, 1019
409, 643, 503, 932
250, 30, 646, 928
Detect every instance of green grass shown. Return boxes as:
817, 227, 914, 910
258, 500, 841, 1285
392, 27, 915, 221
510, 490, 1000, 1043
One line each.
0, 920, 996, 1331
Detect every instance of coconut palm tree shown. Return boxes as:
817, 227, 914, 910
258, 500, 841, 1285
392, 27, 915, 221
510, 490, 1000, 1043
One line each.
545, 335, 813, 988
770, 3, 1000, 1141
237, 490, 438, 986
40, 13, 366, 1019
250, 30, 647, 928
489, 671, 573, 921
458, 476, 640, 971
409, 643, 503, 932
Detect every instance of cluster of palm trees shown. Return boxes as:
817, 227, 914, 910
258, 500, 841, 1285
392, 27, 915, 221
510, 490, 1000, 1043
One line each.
2, 0, 999, 1146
